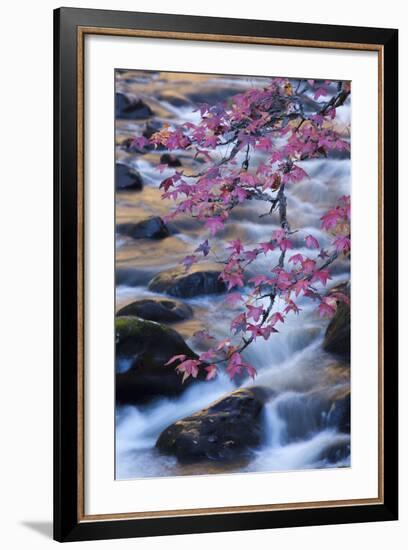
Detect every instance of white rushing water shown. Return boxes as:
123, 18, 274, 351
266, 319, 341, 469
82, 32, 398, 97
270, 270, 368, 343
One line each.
115, 72, 351, 479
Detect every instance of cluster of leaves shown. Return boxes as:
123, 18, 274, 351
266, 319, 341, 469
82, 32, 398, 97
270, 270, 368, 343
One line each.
133, 77, 351, 383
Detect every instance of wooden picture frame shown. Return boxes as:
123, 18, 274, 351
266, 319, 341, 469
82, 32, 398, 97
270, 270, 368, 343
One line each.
54, 7, 398, 542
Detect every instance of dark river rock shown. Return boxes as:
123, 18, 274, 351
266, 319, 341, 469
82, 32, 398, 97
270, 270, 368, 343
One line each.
160, 153, 182, 167
316, 436, 351, 465
115, 162, 143, 191
148, 264, 226, 298
156, 387, 272, 463
116, 298, 193, 323
115, 92, 153, 119
323, 301, 350, 360
327, 390, 350, 434
116, 216, 169, 240
275, 386, 351, 444
116, 316, 202, 404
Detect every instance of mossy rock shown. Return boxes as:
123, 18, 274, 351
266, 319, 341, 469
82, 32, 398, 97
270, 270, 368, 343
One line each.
116, 298, 193, 323
116, 316, 201, 404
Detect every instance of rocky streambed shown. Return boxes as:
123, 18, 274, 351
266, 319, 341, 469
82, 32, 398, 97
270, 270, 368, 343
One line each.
114, 70, 351, 479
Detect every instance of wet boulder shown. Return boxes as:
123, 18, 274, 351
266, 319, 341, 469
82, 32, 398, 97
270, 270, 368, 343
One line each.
323, 281, 350, 360
116, 217, 169, 239
160, 153, 182, 167
115, 163, 143, 191
116, 316, 201, 404
156, 387, 272, 463
275, 387, 350, 443
323, 300, 350, 360
327, 390, 350, 434
115, 92, 153, 119
116, 298, 193, 323
316, 434, 351, 465
148, 265, 226, 298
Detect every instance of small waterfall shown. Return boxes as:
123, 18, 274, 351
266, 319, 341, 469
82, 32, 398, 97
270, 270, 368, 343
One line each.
116, 374, 235, 480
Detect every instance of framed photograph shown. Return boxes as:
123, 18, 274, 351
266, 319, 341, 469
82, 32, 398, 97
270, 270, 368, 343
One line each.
54, 7, 398, 542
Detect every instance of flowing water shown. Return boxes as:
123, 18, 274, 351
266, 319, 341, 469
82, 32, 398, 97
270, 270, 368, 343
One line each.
115, 71, 351, 480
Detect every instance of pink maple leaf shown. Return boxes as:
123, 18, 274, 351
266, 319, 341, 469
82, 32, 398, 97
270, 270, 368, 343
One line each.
199, 350, 216, 362
292, 279, 310, 297
245, 364, 257, 379
226, 352, 243, 379
203, 134, 219, 148
289, 253, 304, 265
164, 354, 187, 366
241, 173, 260, 187
301, 258, 316, 274
279, 238, 293, 252
227, 239, 244, 255
272, 228, 286, 243
305, 234, 319, 249
318, 298, 337, 318
225, 292, 244, 306
182, 255, 197, 270
259, 324, 279, 340
272, 268, 293, 291
333, 235, 351, 254
314, 86, 329, 99
159, 177, 174, 192
330, 291, 350, 305
256, 137, 272, 151
259, 242, 275, 254
194, 239, 211, 257
284, 165, 308, 183
215, 338, 231, 351
132, 135, 149, 149
246, 324, 264, 340
249, 274, 269, 286
205, 364, 218, 380
176, 359, 201, 383
246, 304, 264, 323
205, 216, 225, 236
321, 209, 340, 230
284, 300, 301, 315
219, 270, 245, 291
244, 248, 260, 262
233, 187, 248, 202
231, 313, 247, 334
311, 269, 331, 286
270, 312, 285, 325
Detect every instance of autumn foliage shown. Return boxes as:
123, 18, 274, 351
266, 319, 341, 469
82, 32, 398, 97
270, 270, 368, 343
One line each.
133, 78, 351, 383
